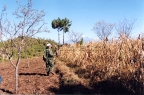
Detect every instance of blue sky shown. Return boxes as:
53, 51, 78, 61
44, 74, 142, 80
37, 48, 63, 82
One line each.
0, 0, 144, 43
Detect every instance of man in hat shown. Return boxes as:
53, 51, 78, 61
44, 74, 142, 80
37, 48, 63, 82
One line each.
43, 43, 55, 76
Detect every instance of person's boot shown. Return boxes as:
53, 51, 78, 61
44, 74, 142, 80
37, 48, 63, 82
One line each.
46, 72, 50, 76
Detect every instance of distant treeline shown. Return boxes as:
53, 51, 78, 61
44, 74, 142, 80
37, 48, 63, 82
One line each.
0, 36, 58, 61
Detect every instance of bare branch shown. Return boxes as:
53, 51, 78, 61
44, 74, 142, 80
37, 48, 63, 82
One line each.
92, 20, 114, 41
68, 30, 83, 43
115, 18, 136, 38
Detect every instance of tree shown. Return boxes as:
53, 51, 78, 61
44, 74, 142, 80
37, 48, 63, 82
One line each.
68, 30, 83, 44
92, 20, 114, 41
0, 0, 48, 93
52, 18, 62, 46
79, 38, 84, 45
115, 18, 136, 38
52, 17, 72, 46
61, 18, 72, 44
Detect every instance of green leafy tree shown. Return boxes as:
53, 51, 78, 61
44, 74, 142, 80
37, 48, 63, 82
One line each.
61, 18, 72, 44
52, 18, 62, 46
52, 17, 72, 46
80, 38, 84, 45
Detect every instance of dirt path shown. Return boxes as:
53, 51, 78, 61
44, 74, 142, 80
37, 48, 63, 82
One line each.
0, 57, 60, 94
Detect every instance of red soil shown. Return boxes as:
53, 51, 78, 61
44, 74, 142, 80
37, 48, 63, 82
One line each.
0, 57, 60, 94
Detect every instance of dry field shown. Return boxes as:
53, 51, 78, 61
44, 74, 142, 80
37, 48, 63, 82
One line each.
58, 37, 144, 94
0, 38, 144, 94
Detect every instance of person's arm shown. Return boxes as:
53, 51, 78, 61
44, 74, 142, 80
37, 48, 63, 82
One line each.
43, 50, 46, 58
43, 50, 47, 62
49, 49, 54, 57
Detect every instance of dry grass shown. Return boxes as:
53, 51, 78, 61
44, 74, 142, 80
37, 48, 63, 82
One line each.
57, 37, 144, 94
55, 58, 84, 85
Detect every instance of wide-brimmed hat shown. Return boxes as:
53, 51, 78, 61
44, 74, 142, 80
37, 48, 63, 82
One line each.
46, 43, 52, 47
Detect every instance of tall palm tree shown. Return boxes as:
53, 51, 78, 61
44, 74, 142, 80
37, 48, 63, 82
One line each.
52, 18, 62, 46
52, 17, 72, 45
61, 18, 72, 44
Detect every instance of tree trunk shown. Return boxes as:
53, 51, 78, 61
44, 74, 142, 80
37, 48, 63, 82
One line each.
63, 30, 64, 45
15, 67, 18, 94
26, 54, 30, 68
58, 29, 60, 49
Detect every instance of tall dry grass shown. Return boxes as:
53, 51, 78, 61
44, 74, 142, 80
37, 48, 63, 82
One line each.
58, 37, 144, 94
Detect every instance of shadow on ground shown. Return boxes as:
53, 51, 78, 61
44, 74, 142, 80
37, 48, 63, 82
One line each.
49, 76, 138, 94
91, 80, 135, 94
0, 88, 13, 94
19, 73, 46, 76
49, 83, 93, 94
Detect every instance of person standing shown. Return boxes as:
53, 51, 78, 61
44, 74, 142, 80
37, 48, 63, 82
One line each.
43, 43, 55, 76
